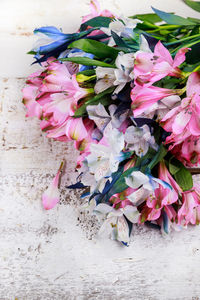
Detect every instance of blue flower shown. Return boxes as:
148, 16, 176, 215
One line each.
31, 26, 95, 64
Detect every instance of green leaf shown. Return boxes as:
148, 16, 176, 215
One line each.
174, 167, 193, 192
183, 0, 200, 12
76, 69, 96, 76
148, 144, 168, 170
59, 57, 115, 68
80, 16, 113, 31
27, 50, 36, 55
68, 39, 120, 59
169, 157, 193, 191
152, 7, 197, 25
135, 148, 157, 170
130, 13, 163, 24
165, 33, 200, 47
107, 167, 138, 197
169, 157, 181, 175
111, 31, 130, 48
187, 17, 200, 24
74, 87, 115, 117
136, 21, 158, 30
76, 73, 96, 83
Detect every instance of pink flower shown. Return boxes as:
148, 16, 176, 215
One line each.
140, 161, 181, 222
82, 0, 114, 24
81, 0, 115, 38
110, 188, 135, 209
178, 184, 200, 226
131, 85, 177, 117
161, 72, 200, 138
134, 41, 189, 86
160, 73, 200, 166
66, 117, 88, 141
168, 135, 200, 167
22, 85, 42, 118
42, 161, 64, 210
140, 202, 177, 224
158, 160, 182, 204
75, 118, 95, 151
22, 58, 89, 141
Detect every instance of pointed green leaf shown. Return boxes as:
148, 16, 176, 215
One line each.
169, 157, 193, 191
80, 16, 113, 31
152, 7, 196, 25
130, 13, 163, 24
27, 50, 36, 55
107, 167, 138, 197
76, 69, 96, 76
148, 144, 168, 170
68, 39, 120, 59
183, 0, 200, 12
60, 57, 115, 68
169, 157, 181, 175
174, 167, 193, 192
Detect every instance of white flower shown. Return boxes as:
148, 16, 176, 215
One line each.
127, 186, 151, 206
124, 125, 158, 157
125, 171, 151, 189
94, 203, 140, 245
79, 163, 108, 193
32, 33, 53, 52
113, 52, 135, 93
86, 103, 128, 133
139, 95, 181, 121
101, 17, 142, 46
139, 34, 152, 53
94, 52, 135, 94
94, 67, 116, 94
86, 127, 124, 181
125, 170, 171, 191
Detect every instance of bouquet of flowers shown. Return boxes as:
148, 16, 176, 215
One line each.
22, 0, 200, 245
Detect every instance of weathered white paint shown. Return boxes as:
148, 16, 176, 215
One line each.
1, 0, 200, 299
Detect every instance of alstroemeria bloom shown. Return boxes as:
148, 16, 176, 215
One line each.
94, 203, 140, 245
134, 41, 189, 86
82, 0, 114, 23
32, 26, 75, 61
158, 161, 182, 204
140, 162, 181, 222
178, 135, 200, 166
42, 161, 64, 210
85, 126, 125, 181
137, 95, 181, 121
110, 188, 136, 209
131, 85, 178, 117
124, 124, 158, 156
125, 170, 171, 192
159, 207, 180, 235
161, 72, 200, 142
101, 17, 142, 46
140, 203, 177, 228
94, 52, 135, 94
87, 103, 128, 133
22, 58, 90, 141
178, 184, 200, 226
65, 117, 89, 141
74, 119, 100, 168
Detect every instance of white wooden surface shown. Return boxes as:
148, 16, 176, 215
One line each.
1, 0, 200, 299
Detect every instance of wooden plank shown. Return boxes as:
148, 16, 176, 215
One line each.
1, 0, 200, 299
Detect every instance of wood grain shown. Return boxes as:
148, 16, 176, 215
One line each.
1, 0, 200, 299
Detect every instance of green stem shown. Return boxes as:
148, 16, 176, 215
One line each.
165, 33, 200, 46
